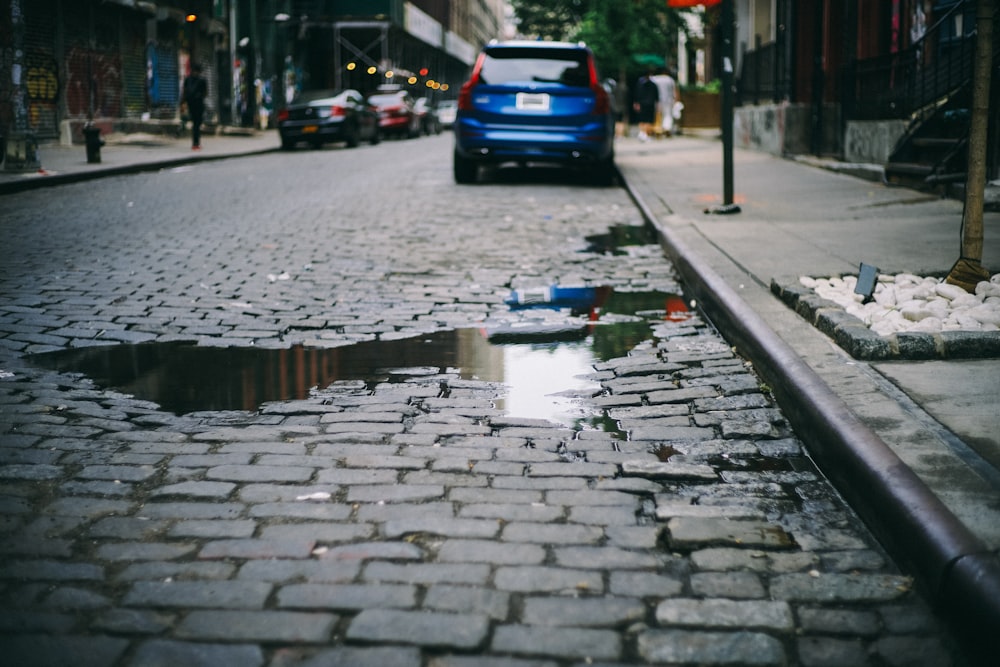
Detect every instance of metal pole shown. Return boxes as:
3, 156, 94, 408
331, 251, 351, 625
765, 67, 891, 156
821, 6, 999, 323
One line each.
230, 0, 238, 125
711, 0, 740, 214
334, 24, 342, 91
5, 0, 41, 171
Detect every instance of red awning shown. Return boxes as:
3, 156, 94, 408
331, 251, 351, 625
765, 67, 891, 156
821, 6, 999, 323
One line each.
667, 0, 722, 7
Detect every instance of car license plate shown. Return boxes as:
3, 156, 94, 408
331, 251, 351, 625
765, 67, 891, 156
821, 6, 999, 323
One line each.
516, 92, 550, 111
302, 125, 318, 133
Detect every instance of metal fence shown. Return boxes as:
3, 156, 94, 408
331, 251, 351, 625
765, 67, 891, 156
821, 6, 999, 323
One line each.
847, 1, 979, 121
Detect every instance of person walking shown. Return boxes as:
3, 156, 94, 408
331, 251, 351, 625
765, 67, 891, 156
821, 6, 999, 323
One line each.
181, 63, 208, 150
651, 67, 678, 137
632, 69, 658, 142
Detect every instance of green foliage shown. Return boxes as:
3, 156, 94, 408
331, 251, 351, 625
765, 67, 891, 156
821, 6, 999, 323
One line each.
511, 0, 693, 83
681, 78, 721, 94
509, 0, 589, 41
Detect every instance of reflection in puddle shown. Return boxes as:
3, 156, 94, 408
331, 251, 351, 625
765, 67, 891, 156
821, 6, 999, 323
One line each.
27, 289, 690, 425
582, 224, 658, 255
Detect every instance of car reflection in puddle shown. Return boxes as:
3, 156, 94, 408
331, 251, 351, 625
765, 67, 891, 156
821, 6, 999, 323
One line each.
27, 288, 691, 428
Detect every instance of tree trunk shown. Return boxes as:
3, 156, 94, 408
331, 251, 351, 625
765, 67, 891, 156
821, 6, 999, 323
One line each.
947, 0, 995, 291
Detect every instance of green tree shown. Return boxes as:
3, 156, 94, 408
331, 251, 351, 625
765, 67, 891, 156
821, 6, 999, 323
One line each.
510, 0, 589, 41
946, 0, 994, 291
512, 0, 690, 84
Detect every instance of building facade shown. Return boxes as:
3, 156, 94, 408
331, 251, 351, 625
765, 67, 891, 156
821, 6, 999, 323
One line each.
0, 0, 505, 149
730, 0, 998, 185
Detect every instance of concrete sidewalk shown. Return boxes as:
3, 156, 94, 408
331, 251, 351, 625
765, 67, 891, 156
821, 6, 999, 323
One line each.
615, 133, 1000, 649
0, 127, 279, 194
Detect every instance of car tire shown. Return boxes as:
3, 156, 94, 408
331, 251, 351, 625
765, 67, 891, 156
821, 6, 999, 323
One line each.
280, 136, 295, 150
345, 122, 360, 148
592, 155, 616, 186
453, 151, 478, 184
370, 128, 381, 146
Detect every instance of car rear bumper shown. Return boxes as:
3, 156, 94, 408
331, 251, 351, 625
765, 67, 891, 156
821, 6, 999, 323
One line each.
378, 117, 413, 130
279, 120, 350, 142
455, 119, 613, 164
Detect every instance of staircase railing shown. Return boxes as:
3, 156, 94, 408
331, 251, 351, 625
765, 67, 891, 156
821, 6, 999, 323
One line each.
737, 40, 782, 105
848, 0, 975, 121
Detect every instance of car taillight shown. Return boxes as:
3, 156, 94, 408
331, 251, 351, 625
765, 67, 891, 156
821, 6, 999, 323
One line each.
458, 52, 485, 111
330, 105, 346, 117
277, 108, 289, 122
457, 80, 475, 111
591, 83, 611, 115
587, 55, 611, 115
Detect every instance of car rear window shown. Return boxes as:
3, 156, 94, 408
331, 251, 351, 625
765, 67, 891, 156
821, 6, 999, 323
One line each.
479, 48, 590, 87
294, 90, 344, 104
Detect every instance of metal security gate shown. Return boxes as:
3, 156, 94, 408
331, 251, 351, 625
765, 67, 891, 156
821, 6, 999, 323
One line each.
17, 0, 59, 140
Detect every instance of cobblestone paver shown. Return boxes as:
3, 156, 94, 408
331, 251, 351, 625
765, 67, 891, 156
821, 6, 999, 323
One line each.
0, 137, 966, 665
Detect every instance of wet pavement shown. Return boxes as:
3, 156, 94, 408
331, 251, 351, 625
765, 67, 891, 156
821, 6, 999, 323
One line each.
0, 129, 990, 666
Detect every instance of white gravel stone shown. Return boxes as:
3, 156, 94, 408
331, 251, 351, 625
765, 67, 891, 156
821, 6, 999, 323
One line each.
803, 272, 1000, 336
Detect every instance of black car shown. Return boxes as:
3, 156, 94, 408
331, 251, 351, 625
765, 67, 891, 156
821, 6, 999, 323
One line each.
277, 89, 381, 150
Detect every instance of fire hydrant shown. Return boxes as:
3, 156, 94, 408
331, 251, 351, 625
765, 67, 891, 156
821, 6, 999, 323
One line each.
83, 123, 104, 164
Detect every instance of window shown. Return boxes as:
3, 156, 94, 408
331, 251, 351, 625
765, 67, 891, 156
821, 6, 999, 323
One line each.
479, 48, 590, 87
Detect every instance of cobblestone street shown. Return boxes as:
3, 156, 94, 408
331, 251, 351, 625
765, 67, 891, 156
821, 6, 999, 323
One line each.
0, 135, 966, 665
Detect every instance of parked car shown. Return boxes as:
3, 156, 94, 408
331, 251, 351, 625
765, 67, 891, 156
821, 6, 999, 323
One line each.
368, 89, 421, 139
436, 99, 458, 129
453, 40, 615, 184
277, 89, 380, 150
414, 98, 441, 135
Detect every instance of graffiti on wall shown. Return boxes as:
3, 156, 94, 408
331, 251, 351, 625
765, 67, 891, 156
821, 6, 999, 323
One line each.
21, 49, 58, 132
66, 46, 122, 119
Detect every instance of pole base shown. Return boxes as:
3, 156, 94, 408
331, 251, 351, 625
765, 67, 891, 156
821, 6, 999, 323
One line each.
705, 203, 742, 215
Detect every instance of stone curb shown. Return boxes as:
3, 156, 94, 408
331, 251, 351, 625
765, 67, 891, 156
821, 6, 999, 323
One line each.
771, 278, 1000, 360
619, 173, 1000, 663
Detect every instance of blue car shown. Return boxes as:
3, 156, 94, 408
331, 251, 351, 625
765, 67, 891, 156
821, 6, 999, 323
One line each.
453, 41, 616, 185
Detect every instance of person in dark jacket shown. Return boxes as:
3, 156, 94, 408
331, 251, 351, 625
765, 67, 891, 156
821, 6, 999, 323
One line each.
182, 63, 208, 150
632, 69, 658, 142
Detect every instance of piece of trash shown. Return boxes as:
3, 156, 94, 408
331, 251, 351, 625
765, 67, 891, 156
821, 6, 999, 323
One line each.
311, 546, 329, 555
505, 285, 606, 311
296, 492, 331, 501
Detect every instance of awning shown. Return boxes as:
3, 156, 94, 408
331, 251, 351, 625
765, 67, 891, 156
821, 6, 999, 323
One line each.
667, 0, 722, 7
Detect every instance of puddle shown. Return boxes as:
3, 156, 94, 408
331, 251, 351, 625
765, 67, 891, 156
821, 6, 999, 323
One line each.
27, 289, 690, 426
582, 224, 658, 255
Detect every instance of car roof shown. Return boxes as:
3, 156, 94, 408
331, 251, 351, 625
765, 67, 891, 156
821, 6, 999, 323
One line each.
292, 89, 357, 103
